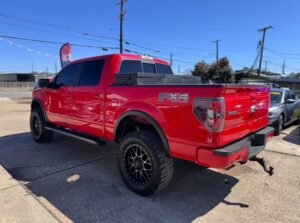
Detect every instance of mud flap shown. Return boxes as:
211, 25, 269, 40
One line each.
250, 156, 274, 176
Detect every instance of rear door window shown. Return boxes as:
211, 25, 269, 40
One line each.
56, 63, 79, 86
119, 60, 142, 74
78, 60, 105, 86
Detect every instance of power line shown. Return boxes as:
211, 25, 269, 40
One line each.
265, 48, 300, 60
0, 21, 116, 45
0, 10, 160, 53
124, 41, 160, 53
0, 11, 171, 54
0, 34, 119, 50
0, 12, 118, 42
0, 11, 252, 59
124, 37, 215, 52
268, 60, 300, 71
265, 48, 300, 56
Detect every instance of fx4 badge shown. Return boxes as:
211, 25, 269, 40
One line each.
159, 93, 189, 103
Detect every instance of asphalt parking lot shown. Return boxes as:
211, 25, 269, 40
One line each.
0, 92, 299, 223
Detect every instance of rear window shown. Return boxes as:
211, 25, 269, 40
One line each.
156, 63, 173, 74
142, 63, 156, 73
270, 91, 283, 104
119, 60, 173, 75
119, 60, 142, 74
78, 60, 104, 86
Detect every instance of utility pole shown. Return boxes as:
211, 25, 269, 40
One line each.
178, 65, 181, 74
282, 59, 285, 75
117, 0, 128, 54
212, 39, 222, 64
170, 53, 173, 67
264, 60, 268, 72
257, 26, 273, 78
55, 63, 57, 74
31, 62, 34, 74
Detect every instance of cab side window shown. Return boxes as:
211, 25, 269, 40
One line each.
78, 60, 105, 86
56, 63, 79, 86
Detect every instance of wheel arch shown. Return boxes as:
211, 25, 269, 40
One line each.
114, 111, 170, 156
31, 98, 48, 121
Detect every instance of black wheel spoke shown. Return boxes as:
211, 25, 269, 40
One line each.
125, 144, 152, 185
32, 116, 42, 136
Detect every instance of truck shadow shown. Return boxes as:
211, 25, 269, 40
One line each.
282, 125, 300, 145
0, 132, 244, 223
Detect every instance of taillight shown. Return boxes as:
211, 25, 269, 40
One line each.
193, 98, 225, 132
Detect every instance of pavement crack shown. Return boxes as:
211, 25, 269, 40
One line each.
0, 184, 21, 191
264, 149, 300, 157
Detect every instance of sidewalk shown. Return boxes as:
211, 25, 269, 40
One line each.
265, 125, 300, 157
0, 165, 60, 223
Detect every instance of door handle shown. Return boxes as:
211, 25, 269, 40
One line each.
251, 105, 258, 113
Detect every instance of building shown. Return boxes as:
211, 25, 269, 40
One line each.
0, 73, 35, 82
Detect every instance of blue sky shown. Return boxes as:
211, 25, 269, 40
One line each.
0, 0, 300, 74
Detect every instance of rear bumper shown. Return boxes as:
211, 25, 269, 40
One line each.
196, 127, 274, 169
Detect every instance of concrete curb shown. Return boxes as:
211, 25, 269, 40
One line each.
0, 165, 61, 223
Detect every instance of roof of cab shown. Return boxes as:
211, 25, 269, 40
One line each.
69, 54, 169, 65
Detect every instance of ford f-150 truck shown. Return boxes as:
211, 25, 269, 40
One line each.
30, 54, 274, 196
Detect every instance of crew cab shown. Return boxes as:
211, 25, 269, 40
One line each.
269, 88, 300, 135
30, 54, 274, 196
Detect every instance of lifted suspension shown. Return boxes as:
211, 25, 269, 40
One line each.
250, 157, 274, 176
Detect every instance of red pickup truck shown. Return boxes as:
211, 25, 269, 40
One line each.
31, 54, 274, 195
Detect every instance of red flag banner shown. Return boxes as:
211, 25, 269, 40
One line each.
60, 43, 72, 68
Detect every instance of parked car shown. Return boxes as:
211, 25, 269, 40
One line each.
268, 88, 300, 135
30, 54, 274, 196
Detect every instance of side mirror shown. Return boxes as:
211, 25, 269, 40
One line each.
286, 99, 295, 104
37, 78, 50, 88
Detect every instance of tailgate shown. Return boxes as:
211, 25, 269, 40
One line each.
220, 85, 270, 146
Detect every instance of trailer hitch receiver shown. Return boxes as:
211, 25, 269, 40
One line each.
250, 156, 274, 176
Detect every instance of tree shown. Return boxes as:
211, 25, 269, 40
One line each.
289, 72, 300, 78
192, 57, 233, 83
192, 61, 210, 80
217, 57, 233, 83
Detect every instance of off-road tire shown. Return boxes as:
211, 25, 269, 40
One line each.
30, 108, 53, 143
118, 130, 173, 196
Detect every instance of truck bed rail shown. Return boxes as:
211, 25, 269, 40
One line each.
115, 73, 204, 86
